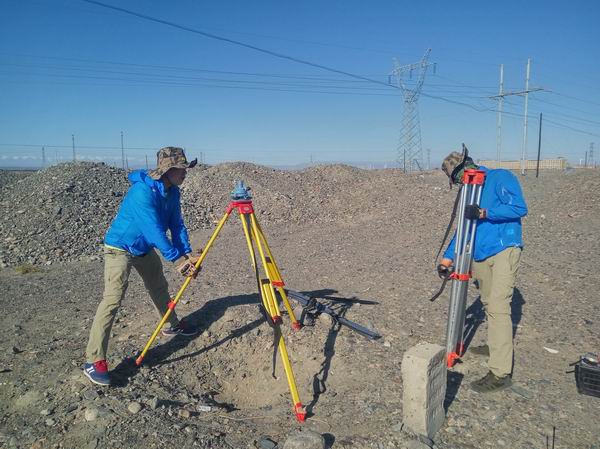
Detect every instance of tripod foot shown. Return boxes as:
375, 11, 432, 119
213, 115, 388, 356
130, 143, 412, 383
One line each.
292, 322, 302, 331
294, 403, 307, 423
271, 315, 283, 325
135, 355, 144, 367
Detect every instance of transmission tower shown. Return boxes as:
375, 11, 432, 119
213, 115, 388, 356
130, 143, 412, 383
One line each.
590, 142, 595, 168
391, 49, 434, 173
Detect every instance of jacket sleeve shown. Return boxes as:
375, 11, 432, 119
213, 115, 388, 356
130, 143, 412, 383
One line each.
169, 195, 192, 256
486, 172, 528, 222
131, 186, 181, 262
443, 232, 456, 261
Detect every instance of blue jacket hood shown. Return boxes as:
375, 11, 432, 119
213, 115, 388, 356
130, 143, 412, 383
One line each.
127, 170, 168, 197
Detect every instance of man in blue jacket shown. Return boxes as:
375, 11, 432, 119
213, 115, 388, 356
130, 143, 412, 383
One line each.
84, 147, 200, 386
438, 151, 528, 393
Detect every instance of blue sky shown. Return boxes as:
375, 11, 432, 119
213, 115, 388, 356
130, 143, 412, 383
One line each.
1, 0, 599, 168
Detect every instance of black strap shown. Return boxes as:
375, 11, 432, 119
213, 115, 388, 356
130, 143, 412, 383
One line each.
429, 276, 450, 302
433, 184, 463, 262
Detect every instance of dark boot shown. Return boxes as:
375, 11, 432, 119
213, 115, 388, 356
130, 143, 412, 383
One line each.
469, 344, 490, 356
470, 371, 512, 393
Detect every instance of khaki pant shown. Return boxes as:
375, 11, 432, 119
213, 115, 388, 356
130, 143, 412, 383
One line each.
86, 247, 179, 363
472, 246, 521, 378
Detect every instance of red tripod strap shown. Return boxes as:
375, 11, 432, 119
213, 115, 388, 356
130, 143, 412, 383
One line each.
450, 272, 471, 281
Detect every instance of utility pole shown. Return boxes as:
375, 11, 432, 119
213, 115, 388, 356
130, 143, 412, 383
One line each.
72, 134, 76, 161
391, 49, 434, 173
426, 148, 431, 170
520, 58, 531, 175
145, 154, 149, 170
496, 64, 504, 162
589, 142, 595, 168
488, 58, 543, 173
584, 151, 588, 168
536, 113, 543, 178
41, 146, 46, 168
121, 131, 125, 170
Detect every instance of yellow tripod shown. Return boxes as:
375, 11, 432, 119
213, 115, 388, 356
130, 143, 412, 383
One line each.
135, 181, 306, 422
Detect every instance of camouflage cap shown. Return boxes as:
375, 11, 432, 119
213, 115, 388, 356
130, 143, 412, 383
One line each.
441, 151, 463, 178
148, 147, 197, 180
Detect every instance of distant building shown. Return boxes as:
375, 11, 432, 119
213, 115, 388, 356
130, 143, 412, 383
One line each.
477, 158, 568, 170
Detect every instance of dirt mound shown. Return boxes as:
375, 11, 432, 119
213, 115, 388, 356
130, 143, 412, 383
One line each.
0, 170, 34, 190
0, 162, 130, 266
0, 162, 452, 267
0, 168, 599, 448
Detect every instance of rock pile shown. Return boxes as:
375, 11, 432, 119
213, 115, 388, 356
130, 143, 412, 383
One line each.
0, 162, 129, 266
0, 162, 451, 267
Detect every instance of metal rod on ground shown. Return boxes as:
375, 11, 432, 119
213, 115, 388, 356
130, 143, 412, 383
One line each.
536, 113, 543, 178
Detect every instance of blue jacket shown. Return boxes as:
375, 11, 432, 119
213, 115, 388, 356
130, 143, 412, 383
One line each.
104, 170, 192, 262
444, 167, 528, 262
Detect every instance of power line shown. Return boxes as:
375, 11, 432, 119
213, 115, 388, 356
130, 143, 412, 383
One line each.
79, 0, 399, 90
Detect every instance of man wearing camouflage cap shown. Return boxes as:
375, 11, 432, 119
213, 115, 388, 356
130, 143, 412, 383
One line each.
438, 150, 528, 393
84, 147, 200, 386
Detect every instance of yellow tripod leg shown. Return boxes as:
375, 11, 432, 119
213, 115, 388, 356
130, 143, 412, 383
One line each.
240, 215, 275, 320
248, 214, 283, 323
135, 210, 232, 366
262, 281, 306, 422
251, 215, 301, 329
239, 213, 258, 270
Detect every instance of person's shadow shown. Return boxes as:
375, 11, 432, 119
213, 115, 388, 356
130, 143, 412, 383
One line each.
110, 292, 262, 386
462, 287, 526, 353
444, 287, 526, 410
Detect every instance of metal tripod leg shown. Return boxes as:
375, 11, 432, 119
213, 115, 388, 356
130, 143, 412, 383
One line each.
445, 170, 485, 368
135, 210, 232, 366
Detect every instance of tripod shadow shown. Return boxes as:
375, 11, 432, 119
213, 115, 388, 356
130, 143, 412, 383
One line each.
297, 289, 379, 417
111, 292, 262, 386
444, 371, 464, 412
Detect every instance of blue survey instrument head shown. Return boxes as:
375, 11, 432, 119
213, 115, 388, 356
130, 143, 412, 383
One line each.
230, 180, 252, 200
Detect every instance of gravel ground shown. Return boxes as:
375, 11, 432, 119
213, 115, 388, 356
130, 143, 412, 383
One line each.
0, 165, 598, 449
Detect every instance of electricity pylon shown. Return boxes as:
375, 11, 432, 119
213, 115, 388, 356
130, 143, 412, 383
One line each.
391, 49, 434, 173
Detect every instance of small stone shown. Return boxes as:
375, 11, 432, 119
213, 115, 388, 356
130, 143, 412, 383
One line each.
83, 389, 99, 400
178, 408, 191, 419
282, 430, 326, 449
383, 340, 392, 348
84, 407, 99, 421
403, 440, 432, 449
45, 418, 56, 426
510, 385, 534, 399
196, 404, 212, 413
128, 402, 142, 414
40, 408, 52, 416
149, 397, 159, 410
